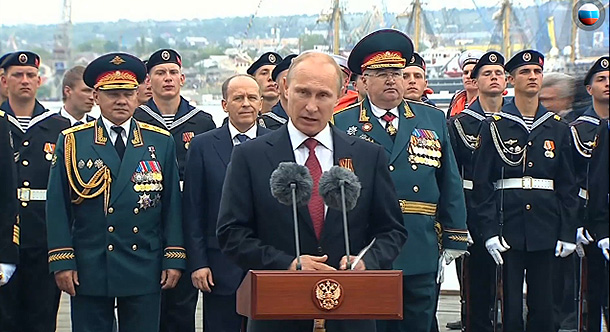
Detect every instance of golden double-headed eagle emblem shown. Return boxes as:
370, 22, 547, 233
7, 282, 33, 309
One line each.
313, 279, 343, 311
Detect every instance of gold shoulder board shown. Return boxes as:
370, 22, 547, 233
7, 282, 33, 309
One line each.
62, 121, 95, 135
139, 122, 171, 136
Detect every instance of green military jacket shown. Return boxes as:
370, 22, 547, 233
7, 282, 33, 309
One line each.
46, 117, 185, 297
333, 97, 467, 275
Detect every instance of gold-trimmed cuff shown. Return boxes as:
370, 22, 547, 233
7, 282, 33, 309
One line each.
164, 247, 187, 260
48, 247, 75, 263
443, 229, 469, 243
398, 200, 437, 216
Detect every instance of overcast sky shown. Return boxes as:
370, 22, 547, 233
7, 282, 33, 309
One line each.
0, 0, 538, 26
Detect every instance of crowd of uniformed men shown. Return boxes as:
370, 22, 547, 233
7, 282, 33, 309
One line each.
0, 28, 607, 332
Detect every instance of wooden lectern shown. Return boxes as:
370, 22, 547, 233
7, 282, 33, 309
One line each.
236, 270, 403, 320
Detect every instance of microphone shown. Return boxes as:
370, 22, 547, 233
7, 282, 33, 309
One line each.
270, 162, 313, 270
319, 166, 362, 269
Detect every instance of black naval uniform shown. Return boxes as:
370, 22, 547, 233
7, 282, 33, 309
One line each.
571, 107, 607, 332
448, 98, 500, 332
472, 101, 579, 332
0, 111, 19, 267
258, 101, 288, 130
134, 96, 215, 332
0, 100, 70, 332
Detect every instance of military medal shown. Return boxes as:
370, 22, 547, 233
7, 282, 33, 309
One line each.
408, 129, 442, 168
362, 122, 373, 132
346, 126, 358, 136
148, 146, 156, 159
78, 160, 86, 169
138, 193, 152, 210
43, 142, 55, 161
94, 159, 104, 169
86, 159, 94, 169
544, 140, 555, 158
387, 124, 397, 136
183, 132, 194, 149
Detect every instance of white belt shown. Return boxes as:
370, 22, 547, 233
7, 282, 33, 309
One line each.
578, 188, 588, 200
17, 188, 47, 202
463, 179, 473, 190
180, 181, 184, 192
494, 177, 554, 191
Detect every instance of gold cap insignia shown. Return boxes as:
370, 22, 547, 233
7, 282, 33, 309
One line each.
110, 56, 126, 65
410, 56, 415, 63
161, 50, 170, 61
601, 59, 609, 69
268, 54, 276, 63
313, 279, 343, 311
523, 52, 532, 62
489, 54, 497, 63
18, 53, 28, 64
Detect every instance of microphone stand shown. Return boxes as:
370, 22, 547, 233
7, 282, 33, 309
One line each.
340, 180, 352, 270
291, 183, 302, 270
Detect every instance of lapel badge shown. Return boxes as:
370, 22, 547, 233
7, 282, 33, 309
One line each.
258, 118, 266, 127
359, 134, 374, 143
544, 140, 555, 158
78, 160, 86, 169
43, 142, 56, 161
86, 159, 94, 169
339, 158, 354, 172
183, 132, 195, 149
346, 126, 358, 136
362, 122, 373, 132
148, 146, 156, 159
94, 159, 104, 169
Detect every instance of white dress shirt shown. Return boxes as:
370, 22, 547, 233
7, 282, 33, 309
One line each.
60, 106, 88, 126
369, 99, 399, 130
100, 116, 131, 146
228, 122, 258, 146
287, 120, 334, 172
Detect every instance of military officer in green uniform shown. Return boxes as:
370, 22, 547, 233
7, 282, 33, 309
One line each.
46, 52, 186, 332
333, 29, 468, 332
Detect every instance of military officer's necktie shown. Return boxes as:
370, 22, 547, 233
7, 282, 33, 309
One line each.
111, 125, 126, 160
381, 112, 397, 141
236, 134, 250, 144
304, 138, 325, 239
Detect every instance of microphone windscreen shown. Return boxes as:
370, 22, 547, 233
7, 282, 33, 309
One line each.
270, 162, 313, 206
319, 166, 361, 211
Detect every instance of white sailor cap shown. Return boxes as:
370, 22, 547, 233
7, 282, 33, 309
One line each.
458, 50, 484, 70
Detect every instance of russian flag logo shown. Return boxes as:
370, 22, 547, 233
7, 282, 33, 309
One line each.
578, 3, 600, 26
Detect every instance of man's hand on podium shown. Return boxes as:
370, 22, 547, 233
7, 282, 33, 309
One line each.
289, 255, 337, 271
191, 267, 215, 292
339, 255, 366, 270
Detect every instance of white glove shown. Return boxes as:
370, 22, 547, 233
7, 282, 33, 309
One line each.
576, 227, 594, 246
442, 249, 468, 265
467, 231, 474, 247
436, 255, 445, 284
555, 240, 576, 258
598, 237, 609, 261
485, 236, 510, 265
0, 264, 16, 286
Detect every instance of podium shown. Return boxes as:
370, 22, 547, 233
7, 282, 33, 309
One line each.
236, 270, 403, 320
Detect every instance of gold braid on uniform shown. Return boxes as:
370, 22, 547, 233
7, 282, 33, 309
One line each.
454, 118, 480, 150
64, 133, 112, 214
570, 126, 594, 158
490, 122, 526, 167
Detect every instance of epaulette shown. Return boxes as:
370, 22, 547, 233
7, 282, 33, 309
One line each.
334, 100, 363, 115
139, 122, 170, 136
61, 121, 95, 135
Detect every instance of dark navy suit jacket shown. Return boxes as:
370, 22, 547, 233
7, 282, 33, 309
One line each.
183, 123, 270, 295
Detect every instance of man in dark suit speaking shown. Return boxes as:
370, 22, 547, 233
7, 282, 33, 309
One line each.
217, 52, 408, 332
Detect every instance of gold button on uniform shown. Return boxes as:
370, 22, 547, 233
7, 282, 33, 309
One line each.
108, 226, 114, 233
132, 226, 139, 234
389, 165, 395, 172
528, 141, 533, 146
133, 208, 139, 215
108, 207, 114, 214
413, 186, 419, 193
132, 244, 138, 251
23, 141, 29, 146
22, 160, 29, 166
108, 244, 114, 251
23, 181, 30, 187
528, 161, 534, 168
411, 164, 418, 170
525, 204, 531, 210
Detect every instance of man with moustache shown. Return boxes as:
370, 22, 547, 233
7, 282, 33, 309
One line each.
60, 65, 96, 125
184, 74, 270, 332
133, 48, 215, 332
447, 51, 507, 332
0, 51, 70, 332
262, 54, 297, 130
217, 51, 407, 332
448, 50, 483, 118
247, 52, 282, 118
472, 50, 579, 332
46, 52, 185, 332
570, 56, 609, 332
333, 29, 467, 332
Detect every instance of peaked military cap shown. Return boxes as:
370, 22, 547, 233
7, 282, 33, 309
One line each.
83, 52, 147, 90
0, 51, 40, 70
347, 29, 414, 75
146, 49, 182, 73
271, 54, 297, 81
505, 50, 544, 73
457, 50, 484, 70
247, 52, 282, 75
470, 51, 505, 78
584, 56, 609, 86
406, 52, 426, 72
